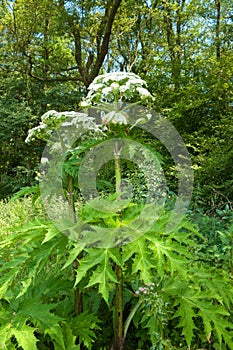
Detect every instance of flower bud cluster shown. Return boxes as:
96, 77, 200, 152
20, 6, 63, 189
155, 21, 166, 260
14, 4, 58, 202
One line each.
135, 283, 156, 296
135, 282, 170, 324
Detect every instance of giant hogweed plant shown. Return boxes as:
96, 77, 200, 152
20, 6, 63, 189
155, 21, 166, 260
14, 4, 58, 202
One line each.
0, 72, 233, 349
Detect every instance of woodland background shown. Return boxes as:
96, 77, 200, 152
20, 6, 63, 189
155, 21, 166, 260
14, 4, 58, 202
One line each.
0, 0, 232, 206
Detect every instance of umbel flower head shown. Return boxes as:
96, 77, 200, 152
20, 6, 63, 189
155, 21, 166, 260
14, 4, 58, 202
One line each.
84, 72, 154, 104
25, 110, 101, 143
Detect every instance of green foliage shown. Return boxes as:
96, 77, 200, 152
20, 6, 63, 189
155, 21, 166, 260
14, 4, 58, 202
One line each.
134, 265, 233, 348
75, 248, 120, 303
1, 178, 233, 349
0, 195, 43, 237
62, 204, 233, 348
0, 101, 42, 199
0, 215, 100, 349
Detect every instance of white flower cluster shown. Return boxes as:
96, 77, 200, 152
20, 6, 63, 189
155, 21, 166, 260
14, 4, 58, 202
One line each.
25, 110, 101, 144
84, 72, 154, 104
25, 123, 53, 143
25, 110, 66, 143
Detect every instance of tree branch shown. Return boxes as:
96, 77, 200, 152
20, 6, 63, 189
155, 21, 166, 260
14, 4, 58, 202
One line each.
90, 0, 123, 82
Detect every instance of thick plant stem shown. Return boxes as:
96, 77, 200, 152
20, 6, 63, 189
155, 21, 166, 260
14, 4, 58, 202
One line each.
73, 257, 83, 315
114, 142, 122, 196
67, 174, 76, 223
113, 141, 124, 349
67, 175, 84, 348
67, 175, 83, 316
115, 261, 123, 350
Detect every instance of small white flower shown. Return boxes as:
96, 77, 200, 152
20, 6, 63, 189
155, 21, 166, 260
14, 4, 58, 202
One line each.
87, 83, 104, 91
41, 157, 49, 164
25, 132, 34, 143
119, 85, 127, 92
80, 100, 91, 108
103, 111, 128, 124
102, 87, 112, 95
41, 110, 58, 123
146, 113, 152, 120
37, 123, 47, 130
136, 87, 154, 99
110, 82, 120, 91
102, 111, 115, 123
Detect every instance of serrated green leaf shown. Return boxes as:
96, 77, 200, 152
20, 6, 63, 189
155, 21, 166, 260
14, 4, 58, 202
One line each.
86, 250, 118, 303
190, 267, 233, 308
18, 300, 63, 329
131, 237, 154, 282
62, 243, 85, 270
108, 248, 122, 267
10, 186, 39, 201
173, 298, 197, 348
122, 239, 137, 263
74, 249, 107, 286
16, 255, 46, 298
11, 217, 48, 234
214, 317, 233, 348
71, 312, 100, 349
0, 255, 29, 298
0, 324, 14, 348
147, 236, 189, 276
46, 323, 77, 350
45, 324, 66, 350
80, 201, 117, 221
42, 225, 59, 244
162, 277, 189, 296
143, 315, 160, 345
198, 302, 233, 348
13, 325, 38, 350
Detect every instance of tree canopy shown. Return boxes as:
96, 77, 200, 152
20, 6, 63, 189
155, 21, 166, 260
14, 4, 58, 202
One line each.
0, 0, 232, 204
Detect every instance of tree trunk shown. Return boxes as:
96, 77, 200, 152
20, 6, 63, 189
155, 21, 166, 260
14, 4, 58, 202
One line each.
215, 0, 221, 60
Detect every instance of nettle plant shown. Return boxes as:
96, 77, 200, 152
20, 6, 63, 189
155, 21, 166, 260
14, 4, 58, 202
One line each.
0, 72, 233, 350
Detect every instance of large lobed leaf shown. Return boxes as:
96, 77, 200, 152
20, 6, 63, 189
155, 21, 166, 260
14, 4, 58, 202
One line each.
75, 248, 121, 303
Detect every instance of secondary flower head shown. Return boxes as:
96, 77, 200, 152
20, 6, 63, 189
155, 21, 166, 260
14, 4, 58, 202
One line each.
25, 111, 102, 143
80, 100, 92, 108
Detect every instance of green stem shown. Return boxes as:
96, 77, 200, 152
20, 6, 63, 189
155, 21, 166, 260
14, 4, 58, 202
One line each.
73, 257, 83, 315
230, 238, 233, 276
122, 299, 143, 347
67, 175, 83, 318
114, 143, 122, 196
115, 261, 123, 350
114, 141, 124, 350
67, 174, 76, 223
